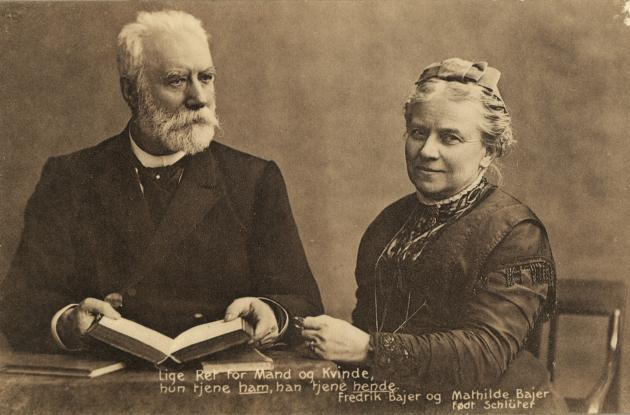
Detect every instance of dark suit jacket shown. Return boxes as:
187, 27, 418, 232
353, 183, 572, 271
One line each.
0, 131, 323, 352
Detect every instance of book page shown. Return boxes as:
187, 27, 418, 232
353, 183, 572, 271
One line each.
97, 316, 173, 356
169, 318, 244, 354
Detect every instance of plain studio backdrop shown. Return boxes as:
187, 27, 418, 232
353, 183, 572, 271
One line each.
1, 0, 629, 410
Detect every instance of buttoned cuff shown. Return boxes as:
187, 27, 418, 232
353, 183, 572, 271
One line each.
50, 304, 82, 351
258, 297, 289, 339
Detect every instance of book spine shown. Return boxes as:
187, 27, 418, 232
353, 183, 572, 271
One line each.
88, 325, 166, 364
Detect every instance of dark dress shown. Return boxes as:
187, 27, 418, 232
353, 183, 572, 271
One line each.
352, 178, 567, 413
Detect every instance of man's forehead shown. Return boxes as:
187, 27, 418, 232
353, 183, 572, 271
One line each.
143, 28, 213, 70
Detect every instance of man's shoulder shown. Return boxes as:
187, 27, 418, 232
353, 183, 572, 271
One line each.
46, 135, 279, 187
210, 140, 270, 169
207, 141, 287, 228
209, 140, 277, 185
45, 132, 126, 173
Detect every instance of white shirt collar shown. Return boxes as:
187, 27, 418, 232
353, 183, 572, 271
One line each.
416, 173, 485, 206
129, 130, 186, 168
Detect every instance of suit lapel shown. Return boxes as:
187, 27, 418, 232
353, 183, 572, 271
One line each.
124, 147, 223, 289
94, 133, 155, 266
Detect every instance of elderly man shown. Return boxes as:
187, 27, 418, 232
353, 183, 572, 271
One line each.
0, 10, 322, 354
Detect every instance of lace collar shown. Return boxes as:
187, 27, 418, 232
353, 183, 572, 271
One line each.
416, 175, 491, 221
415, 174, 484, 206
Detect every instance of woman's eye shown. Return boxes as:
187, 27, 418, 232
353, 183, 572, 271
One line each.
408, 129, 427, 140
442, 134, 463, 144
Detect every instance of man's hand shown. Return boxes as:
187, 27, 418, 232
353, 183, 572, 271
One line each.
224, 297, 279, 346
302, 315, 370, 363
57, 298, 121, 349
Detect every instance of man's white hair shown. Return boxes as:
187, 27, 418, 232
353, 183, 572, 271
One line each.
117, 10, 209, 83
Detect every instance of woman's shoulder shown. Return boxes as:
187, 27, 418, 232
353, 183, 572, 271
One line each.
473, 186, 546, 228
355, 193, 418, 257
470, 187, 555, 289
480, 185, 528, 210
363, 193, 417, 234
456, 187, 552, 260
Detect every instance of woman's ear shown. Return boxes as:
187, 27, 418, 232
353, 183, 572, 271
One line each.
479, 146, 497, 169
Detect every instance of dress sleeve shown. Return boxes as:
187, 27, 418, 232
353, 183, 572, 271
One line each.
367, 221, 554, 391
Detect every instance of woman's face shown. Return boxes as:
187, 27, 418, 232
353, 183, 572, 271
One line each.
405, 95, 494, 200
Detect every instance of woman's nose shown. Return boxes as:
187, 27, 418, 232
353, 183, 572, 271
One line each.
418, 132, 440, 159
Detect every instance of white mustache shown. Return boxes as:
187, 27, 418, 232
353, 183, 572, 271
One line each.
169, 107, 218, 129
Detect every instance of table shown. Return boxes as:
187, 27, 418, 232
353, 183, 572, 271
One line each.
0, 349, 423, 415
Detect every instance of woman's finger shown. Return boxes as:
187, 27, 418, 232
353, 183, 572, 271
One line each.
301, 329, 325, 341
311, 343, 326, 359
302, 315, 327, 329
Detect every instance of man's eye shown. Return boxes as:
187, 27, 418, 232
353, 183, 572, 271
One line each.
199, 73, 215, 83
168, 78, 186, 87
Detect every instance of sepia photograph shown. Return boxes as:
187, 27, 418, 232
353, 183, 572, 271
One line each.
0, 1, 629, 413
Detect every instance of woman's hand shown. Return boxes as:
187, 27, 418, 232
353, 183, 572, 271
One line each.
302, 315, 370, 363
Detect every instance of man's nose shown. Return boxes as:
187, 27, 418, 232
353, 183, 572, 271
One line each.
418, 132, 440, 159
185, 79, 208, 110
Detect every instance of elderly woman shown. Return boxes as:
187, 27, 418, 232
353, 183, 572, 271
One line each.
303, 58, 564, 410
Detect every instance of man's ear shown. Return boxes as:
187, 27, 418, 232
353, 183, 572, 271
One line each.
480, 145, 497, 169
119, 77, 137, 109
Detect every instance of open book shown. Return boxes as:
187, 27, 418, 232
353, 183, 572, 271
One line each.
87, 316, 250, 365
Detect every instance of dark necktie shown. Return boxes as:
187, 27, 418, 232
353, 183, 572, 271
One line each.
133, 157, 188, 225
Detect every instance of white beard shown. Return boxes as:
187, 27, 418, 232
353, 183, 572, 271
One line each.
135, 86, 220, 155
